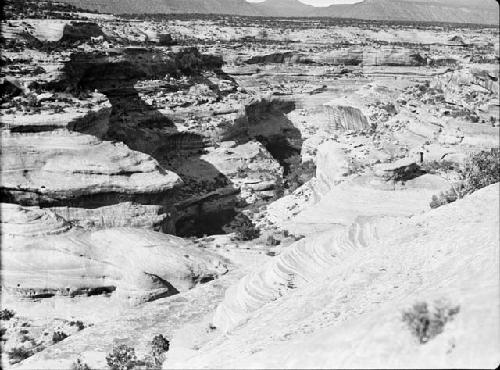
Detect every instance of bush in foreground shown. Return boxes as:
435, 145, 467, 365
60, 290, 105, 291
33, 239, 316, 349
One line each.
8, 346, 34, 364
149, 334, 170, 368
71, 358, 92, 370
429, 149, 499, 209
52, 330, 68, 344
462, 148, 500, 193
106, 344, 137, 370
234, 217, 260, 241
402, 301, 460, 344
0, 308, 15, 321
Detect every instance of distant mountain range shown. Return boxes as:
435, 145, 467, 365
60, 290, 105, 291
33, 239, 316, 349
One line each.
56, 0, 499, 25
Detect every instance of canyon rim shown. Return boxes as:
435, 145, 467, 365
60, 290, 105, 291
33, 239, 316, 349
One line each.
1, 0, 499, 369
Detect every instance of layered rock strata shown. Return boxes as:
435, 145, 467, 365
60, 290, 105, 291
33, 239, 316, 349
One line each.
1, 203, 227, 303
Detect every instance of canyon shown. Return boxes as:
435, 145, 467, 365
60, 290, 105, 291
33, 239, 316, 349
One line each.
1, 1, 499, 369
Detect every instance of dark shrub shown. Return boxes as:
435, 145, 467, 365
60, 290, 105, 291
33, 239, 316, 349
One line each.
52, 331, 68, 343
422, 160, 459, 174
463, 148, 500, 193
234, 218, 260, 241
402, 301, 460, 344
106, 344, 137, 370
150, 334, 170, 367
429, 148, 499, 209
8, 346, 34, 364
1, 327, 7, 341
71, 358, 91, 370
429, 186, 462, 209
69, 320, 85, 331
0, 308, 15, 320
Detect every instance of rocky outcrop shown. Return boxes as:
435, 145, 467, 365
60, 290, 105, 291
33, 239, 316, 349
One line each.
315, 49, 363, 66
52, 47, 223, 92
1, 204, 227, 303
49, 202, 171, 231
202, 141, 283, 202
324, 99, 372, 131
2, 95, 111, 137
432, 68, 500, 100
243, 52, 310, 65
363, 47, 427, 67
314, 140, 349, 193
60, 21, 104, 43
1, 203, 71, 238
1, 129, 181, 206
2, 19, 105, 44
1, 45, 290, 236
0, 78, 23, 99
0, 94, 182, 230
373, 158, 426, 182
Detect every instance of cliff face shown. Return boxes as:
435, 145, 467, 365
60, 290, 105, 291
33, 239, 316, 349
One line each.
324, 102, 372, 131
363, 47, 427, 67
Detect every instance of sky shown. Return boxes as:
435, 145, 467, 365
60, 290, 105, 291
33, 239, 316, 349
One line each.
246, 0, 362, 6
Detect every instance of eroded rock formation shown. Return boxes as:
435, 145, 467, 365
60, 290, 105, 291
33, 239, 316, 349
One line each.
1, 203, 227, 303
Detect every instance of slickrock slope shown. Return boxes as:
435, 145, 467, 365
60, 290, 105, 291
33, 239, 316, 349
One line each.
167, 184, 500, 369
1, 203, 227, 303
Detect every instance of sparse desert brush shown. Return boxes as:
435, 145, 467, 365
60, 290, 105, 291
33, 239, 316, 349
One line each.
234, 217, 260, 241
429, 186, 462, 209
0, 308, 15, 320
462, 148, 500, 193
52, 330, 68, 343
69, 320, 85, 331
266, 235, 281, 246
71, 358, 92, 370
8, 346, 34, 364
422, 159, 459, 174
106, 344, 137, 370
402, 301, 460, 344
429, 148, 499, 209
149, 334, 170, 367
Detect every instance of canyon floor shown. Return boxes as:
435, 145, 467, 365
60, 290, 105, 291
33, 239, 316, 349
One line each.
1, 2, 499, 369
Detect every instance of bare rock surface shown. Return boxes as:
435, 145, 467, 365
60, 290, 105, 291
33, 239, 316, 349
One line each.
1, 130, 181, 205
2, 203, 227, 302
1, 5, 499, 369
167, 184, 499, 369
